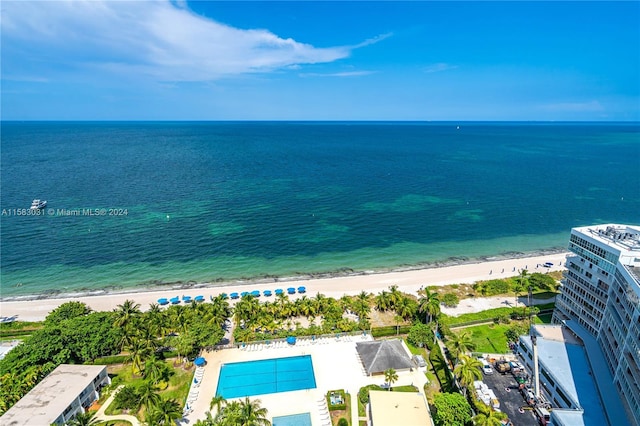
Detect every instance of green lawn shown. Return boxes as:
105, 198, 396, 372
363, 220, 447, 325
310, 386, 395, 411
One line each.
535, 313, 553, 324
105, 359, 193, 417
461, 323, 511, 354
530, 291, 559, 300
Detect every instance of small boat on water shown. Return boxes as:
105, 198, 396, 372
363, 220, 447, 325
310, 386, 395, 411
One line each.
30, 199, 47, 210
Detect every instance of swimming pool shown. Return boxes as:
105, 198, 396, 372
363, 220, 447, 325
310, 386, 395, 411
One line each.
272, 413, 312, 426
216, 355, 316, 398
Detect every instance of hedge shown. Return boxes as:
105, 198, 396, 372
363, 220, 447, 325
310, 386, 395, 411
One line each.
371, 325, 412, 338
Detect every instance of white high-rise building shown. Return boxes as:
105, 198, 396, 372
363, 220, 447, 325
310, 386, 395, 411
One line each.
553, 224, 640, 425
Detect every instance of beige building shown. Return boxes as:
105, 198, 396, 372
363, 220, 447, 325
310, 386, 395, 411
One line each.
368, 390, 433, 426
0, 364, 110, 425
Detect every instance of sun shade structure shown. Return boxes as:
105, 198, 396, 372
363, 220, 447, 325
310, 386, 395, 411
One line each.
356, 339, 413, 375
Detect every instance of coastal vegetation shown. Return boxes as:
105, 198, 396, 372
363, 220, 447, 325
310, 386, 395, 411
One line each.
0, 269, 560, 423
195, 396, 270, 426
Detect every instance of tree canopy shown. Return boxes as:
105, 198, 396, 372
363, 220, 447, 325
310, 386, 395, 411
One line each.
432, 392, 472, 426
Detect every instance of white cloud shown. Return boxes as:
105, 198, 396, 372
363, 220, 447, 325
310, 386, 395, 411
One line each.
299, 71, 376, 78
423, 63, 458, 73
1, 0, 383, 82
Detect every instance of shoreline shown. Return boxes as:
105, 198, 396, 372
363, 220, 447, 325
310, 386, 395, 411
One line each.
0, 246, 567, 302
0, 251, 570, 322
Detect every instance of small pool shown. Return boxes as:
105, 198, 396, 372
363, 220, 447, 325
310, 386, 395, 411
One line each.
272, 412, 312, 426
216, 355, 316, 398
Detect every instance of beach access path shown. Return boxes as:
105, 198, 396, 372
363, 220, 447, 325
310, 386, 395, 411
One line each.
0, 253, 569, 322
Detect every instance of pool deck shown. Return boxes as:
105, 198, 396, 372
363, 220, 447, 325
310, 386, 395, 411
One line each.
182, 334, 430, 426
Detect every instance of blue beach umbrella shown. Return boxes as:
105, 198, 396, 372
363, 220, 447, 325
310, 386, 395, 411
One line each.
275, 289, 284, 295
194, 295, 205, 302
251, 290, 261, 297
194, 357, 206, 367
263, 290, 272, 297
297, 286, 306, 294
170, 296, 180, 304
230, 292, 239, 299
286, 336, 297, 345
157, 298, 169, 305
183, 295, 192, 303
241, 291, 249, 297
287, 287, 296, 295
221, 293, 228, 299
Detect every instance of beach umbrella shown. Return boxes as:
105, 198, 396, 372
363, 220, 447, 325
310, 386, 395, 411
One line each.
275, 289, 284, 295
241, 291, 249, 297
251, 290, 261, 297
297, 286, 306, 293
157, 298, 169, 305
194, 357, 206, 367
183, 295, 192, 302
170, 297, 180, 304
194, 295, 205, 302
221, 293, 228, 299
263, 290, 272, 297
230, 292, 239, 299
287, 287, 296, 294
286, 336, 297, 345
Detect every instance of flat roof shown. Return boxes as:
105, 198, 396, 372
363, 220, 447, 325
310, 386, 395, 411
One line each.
520, 324, 622, 426
572, 224, 640, 253
0, 364, 106, 426
369, 390, 431, 426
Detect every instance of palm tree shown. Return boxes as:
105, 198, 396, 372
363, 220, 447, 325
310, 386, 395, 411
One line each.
149, 397, 182, 425
418, 288, 440, 323
453, 355, 483, 397
388, 285, 403, 308
138, 380, 162, 412
395, 296, 417, 321
143, 356, 170, 386
209, 395, 227, 414
114, 299, 141, 329
126, 336, 152, 377
448, 330, 476, 361
237, 397, 270, 426
65, 410, 99, 426
473, 404, 507, 426
384, 368, 398, 390
514, 269, 529, 317
374, 290, 392, 311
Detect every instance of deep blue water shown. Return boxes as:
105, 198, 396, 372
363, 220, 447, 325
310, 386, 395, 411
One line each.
1, 122, 638, 298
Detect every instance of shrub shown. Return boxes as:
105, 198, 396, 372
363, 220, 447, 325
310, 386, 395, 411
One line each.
358, 384, 384, 405
371, 325, 411, 337
505, 324, 528, 342
441, 294, 459, 308
113, 385, 140, 410
494, 314, 511, 324
407, 323, 434, 350
338, 418, 349, 426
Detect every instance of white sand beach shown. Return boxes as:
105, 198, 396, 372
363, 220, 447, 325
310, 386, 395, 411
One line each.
0, 253, 568, 322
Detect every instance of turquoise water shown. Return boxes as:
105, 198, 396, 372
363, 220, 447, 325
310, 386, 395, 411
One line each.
1, 122, 639, 298
215, 355, 316, 398
272, 413, 312, 426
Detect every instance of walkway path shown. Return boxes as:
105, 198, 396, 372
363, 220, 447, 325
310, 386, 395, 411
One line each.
94, 385, 140, 426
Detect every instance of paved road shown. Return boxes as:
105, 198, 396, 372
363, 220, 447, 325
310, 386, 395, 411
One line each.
481, 371, 538, 426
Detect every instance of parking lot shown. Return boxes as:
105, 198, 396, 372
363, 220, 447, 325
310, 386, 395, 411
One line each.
480, 369, 539, 426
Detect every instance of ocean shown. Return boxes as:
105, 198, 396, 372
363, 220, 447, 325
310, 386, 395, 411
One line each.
1, 122, 638, 299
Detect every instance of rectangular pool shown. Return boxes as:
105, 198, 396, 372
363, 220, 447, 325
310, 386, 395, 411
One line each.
272, 413, 312, 426
216, 355, 316, 398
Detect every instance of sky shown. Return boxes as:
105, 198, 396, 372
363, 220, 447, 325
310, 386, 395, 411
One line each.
1, 1, 639, 121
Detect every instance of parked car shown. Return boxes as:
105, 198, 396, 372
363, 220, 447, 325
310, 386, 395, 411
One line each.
482, 364, 494, 375
413, 354, 427, 368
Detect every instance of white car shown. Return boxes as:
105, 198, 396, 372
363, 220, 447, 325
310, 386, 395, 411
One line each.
483, 364, 494, 375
